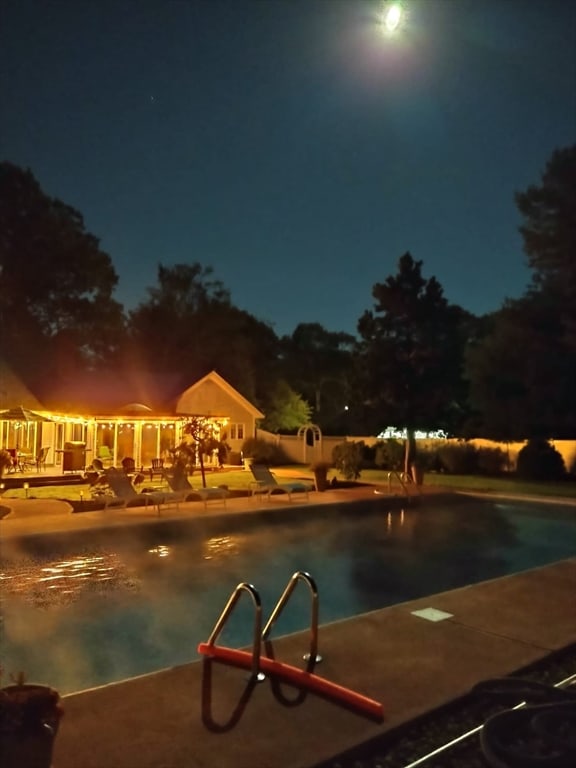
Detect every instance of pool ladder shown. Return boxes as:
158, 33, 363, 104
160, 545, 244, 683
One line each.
203, 571, 321, 682
387, 470, 422, 499
198, 571, 385, 719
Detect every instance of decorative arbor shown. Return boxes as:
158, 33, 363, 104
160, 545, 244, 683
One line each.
297, 424, 323, 464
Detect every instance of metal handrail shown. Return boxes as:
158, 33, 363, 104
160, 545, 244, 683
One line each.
205, 582, 265, 681
388, 470, 409, 497
262, 571, 322, 664
388, 470, 422, 497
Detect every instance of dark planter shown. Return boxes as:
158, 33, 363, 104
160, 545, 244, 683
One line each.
0, 684, 63, 768
312, 466, 329, 492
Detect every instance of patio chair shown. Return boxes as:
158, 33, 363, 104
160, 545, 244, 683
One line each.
164, 469, 228, 510
35, 446, 50, 472
97, 445, 113, 465
102, 467, 184, 513
85, 460, 107, 487
248, 463, 312, 502
121, 456, 136, 474
148, 457, 165, 482
6, 448, 18, 473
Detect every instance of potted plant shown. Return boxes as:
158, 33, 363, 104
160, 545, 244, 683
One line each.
0, 448, 13, 479
311, 461, 331, 492
0, 671, 63, 768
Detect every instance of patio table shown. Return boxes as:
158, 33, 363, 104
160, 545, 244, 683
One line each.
17, 452, 35, 471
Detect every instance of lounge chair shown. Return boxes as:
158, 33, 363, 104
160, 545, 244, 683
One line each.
248, 463, 312, 502
164, 470, 228, 510
102, 467, 184, 512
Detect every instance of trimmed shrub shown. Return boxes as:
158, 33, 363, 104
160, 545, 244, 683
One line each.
361, 442, 376, 466
476, 446, 507, 475
418, 446, 444, 473
373, 439, 404, 471
241, 438, 287, 466
516, 439, 566, 481
437, 443, 478, 474
332, 441, 364, 480
0, 449, 12, 478
227, 450, 243, 466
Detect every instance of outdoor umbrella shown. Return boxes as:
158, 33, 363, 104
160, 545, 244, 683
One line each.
0, 405, 53, 452
0, 405, 52, 422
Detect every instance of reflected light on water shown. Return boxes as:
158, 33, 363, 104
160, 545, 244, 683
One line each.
0, 552, 138, 606
148, 545, 172, 558
202, 535, 242, 560
386, 508, 406, 535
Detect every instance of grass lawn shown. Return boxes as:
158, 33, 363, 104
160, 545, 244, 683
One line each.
360, 469, 576, 499
0, 468, 256, 500
2, 465, 575, 501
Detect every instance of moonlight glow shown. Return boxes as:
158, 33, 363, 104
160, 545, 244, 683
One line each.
383, 2, 404, 34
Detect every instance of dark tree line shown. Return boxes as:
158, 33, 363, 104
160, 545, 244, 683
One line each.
466, 145, 576, 440
1, 145, 574, 440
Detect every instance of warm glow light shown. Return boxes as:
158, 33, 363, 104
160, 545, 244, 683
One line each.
378, 427, 448, 440
1, 553, 134, 606
148, 545, 172, 558
203, 535, 242, 560
382, 2, 403, 34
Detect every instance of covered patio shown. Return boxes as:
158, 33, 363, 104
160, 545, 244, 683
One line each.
0, 411, 229, 476
1, 368, 263, 479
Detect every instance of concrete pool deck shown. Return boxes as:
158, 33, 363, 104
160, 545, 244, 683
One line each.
1, 486, 575, 768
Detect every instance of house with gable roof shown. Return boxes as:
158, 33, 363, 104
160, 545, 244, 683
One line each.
0, 363, 264, 472
176, 370, 264, 450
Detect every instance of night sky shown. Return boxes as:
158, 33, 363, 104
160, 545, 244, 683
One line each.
2, 0, 575, 336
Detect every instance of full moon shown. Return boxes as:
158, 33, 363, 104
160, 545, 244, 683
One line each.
383, 2, 403, 34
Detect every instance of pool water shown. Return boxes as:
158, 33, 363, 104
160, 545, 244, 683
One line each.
1, 497, 574, 694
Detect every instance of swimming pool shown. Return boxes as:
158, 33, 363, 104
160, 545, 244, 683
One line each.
1, 496, 574, 694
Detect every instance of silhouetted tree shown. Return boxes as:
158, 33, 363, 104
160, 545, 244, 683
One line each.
127, 263, 281, 402
516, 145, 576, 309
280, 323, 356, 433
181, 416, 222, 488
468, 146, 576, 439
466, 294, 576, 439
0, 163, 125, 392
357, 253, 474, 471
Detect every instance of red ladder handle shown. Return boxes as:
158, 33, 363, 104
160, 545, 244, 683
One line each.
197, 642, 384, 720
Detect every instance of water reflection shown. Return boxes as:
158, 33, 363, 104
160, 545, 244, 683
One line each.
202, 535, 243, 560
345, 502, 521, 611
0, 552, 139, 607
148, 545, 172, 558
0, 499, 574, 694
385, 508, 405, 536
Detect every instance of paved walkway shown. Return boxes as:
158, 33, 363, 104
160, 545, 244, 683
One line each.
1, 486, 575, 768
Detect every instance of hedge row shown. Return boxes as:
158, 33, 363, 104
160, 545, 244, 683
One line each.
239, 436, 572, 482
